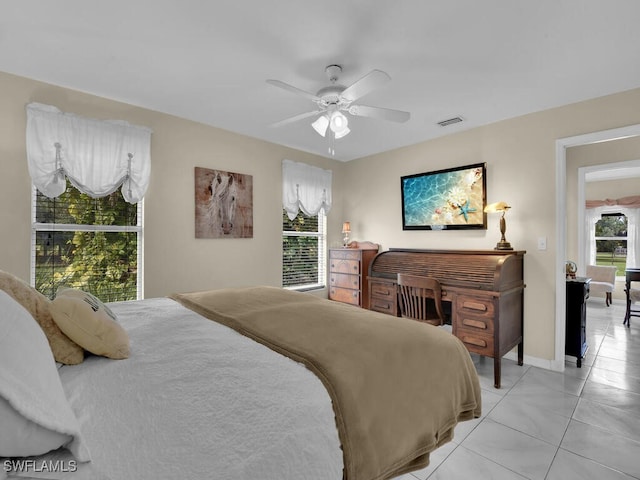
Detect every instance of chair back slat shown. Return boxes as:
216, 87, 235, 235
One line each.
397, 274, 444, 326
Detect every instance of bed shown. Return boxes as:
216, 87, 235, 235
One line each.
1, 280, 481, 480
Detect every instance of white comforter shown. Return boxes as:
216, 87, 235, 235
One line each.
13, 298, 343, 479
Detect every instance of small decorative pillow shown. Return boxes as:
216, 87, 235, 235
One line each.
50, 288, 130, 359
0, 290, 90, 461
0, 269, 84, 365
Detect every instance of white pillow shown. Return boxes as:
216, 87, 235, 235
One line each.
50, 288, 130, 359
0, 290, 90, 461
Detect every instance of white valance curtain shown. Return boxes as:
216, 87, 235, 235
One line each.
585, 195, 640, 269
282, 159, 332, 220
26, 102, 152, 204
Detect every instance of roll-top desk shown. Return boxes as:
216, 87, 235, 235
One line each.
368, 248, 525, 388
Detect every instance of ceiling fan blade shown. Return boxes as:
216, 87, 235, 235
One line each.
266, 79, 320, 102
270, 110, 322, 128
341, 70, 391, 102
348, 104, 410, 123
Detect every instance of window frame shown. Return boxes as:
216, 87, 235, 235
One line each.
282, 208, 327, 291
30, 184, 144, 300
594, 212, 627, 279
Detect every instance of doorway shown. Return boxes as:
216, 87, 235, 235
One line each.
555, 124, 640, 371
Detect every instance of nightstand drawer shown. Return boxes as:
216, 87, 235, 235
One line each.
330, 259, 360, 274
329, 287, 360, 306
330, 272, 360, 289
330, 249, 362, 261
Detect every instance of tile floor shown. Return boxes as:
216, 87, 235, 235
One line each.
395, 298, 640, 480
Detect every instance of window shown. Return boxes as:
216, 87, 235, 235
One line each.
32, 180, 143, 301
282, 209, 326, 290
594, 213, 627, 276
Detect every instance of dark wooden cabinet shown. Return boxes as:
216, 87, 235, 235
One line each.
566, 277, 590, 367
329, 243, 378, 308
368, 248, 525, 388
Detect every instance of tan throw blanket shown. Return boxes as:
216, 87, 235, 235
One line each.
171, 286, 481, 480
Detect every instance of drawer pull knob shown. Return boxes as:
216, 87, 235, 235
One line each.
462, 301, 488, 312
462, 318, 487, 329
462, 336, 487, 347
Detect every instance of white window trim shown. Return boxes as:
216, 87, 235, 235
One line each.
30, 185, 144, 300
283, 209, 327, 291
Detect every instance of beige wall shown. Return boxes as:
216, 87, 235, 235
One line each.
585, 177, 640, 200
343, 88, 640, 364
0, 71, 346, 298
3, 69, 640, 366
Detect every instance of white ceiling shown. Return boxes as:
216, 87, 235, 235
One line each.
2, 1, 640, 162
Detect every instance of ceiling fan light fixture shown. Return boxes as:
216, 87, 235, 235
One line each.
311, 115, 329, 137
334, 126, 350, 139
329, 111, 349, 135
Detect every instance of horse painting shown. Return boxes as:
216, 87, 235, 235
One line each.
195, 167, 253, 238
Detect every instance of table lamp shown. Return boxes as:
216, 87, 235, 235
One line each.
342, 221, 351, 247
484, 202, 513, 250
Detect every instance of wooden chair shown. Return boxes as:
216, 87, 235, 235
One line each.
397, 274, 445, 326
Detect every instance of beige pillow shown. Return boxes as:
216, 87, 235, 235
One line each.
0, 270, 84, 365
50, 288, 130, 359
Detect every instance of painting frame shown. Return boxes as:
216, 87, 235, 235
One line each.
401, 162, 487, 230
194, 167, 254, 239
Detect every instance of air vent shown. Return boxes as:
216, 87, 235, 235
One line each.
437, 116, 464, 127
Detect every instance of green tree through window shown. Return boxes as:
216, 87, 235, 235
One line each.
33, 180, 142, 301
594, 213, 627, 275
282, 209, 326, 288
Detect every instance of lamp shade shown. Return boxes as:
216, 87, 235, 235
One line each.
311, 115, 329, 137
330, 111, 348, 132
342, 221, 351, 233
484, 201, 511, 213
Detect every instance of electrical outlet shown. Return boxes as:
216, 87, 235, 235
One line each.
537, 236, 547, 250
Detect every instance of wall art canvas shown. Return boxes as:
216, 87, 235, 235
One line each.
401, 162, 487, 230
195, 167, 253, 238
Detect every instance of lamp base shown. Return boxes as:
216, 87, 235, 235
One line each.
495, 240, 513, 251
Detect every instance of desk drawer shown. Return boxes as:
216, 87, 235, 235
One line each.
456, 326, 495, 356
370, 297, 395, 314
456, 294, 495, 318
330, 272, 360, 289
371, 282, 396, 299
455, 313, 494, 333
330, 287, 360, 306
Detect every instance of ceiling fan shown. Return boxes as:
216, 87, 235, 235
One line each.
267, 64, 410, 140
